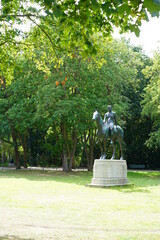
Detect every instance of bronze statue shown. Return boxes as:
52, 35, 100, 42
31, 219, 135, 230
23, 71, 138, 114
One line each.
92, 108, 124, 160
103, 105, 117, 144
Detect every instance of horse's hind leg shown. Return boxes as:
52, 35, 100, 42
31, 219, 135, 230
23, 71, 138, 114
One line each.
111, 140, 116, 159
119, 138, 124, 160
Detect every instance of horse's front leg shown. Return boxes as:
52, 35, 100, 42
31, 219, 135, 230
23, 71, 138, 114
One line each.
111, 141, 116, 160
103, 139, 107, 159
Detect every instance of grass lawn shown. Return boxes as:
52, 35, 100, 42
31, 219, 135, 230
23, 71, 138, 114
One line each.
0, 170, 160, 240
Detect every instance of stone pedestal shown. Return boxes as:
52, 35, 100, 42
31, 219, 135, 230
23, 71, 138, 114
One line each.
89, 159, 129, 187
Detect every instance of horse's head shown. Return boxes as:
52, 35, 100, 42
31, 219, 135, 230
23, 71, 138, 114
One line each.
92, 110, 99, 121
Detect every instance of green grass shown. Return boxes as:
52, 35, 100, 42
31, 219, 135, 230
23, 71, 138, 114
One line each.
0, 170, 160, 240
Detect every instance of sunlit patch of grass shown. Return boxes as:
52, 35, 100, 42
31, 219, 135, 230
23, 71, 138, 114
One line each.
0, 170, 160, 240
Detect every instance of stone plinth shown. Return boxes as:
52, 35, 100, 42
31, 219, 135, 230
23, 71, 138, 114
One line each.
89, 159, 129, 187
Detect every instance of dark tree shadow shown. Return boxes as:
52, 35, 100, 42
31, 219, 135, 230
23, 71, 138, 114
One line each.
0, 169, 160, 192
0, 169, 92, 186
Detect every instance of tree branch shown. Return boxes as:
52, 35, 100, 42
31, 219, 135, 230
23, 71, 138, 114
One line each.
12, 41, 34, 46
0, 41, 7, 46
2, 139, 13, 145
27, 16, 55, 47
27, 16, 59, 58
0, 14, 40, 19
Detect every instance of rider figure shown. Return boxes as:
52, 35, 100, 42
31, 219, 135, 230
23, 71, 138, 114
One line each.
103, 105, 117, 144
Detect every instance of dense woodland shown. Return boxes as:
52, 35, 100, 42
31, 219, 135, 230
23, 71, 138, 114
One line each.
1, 0, 160, 171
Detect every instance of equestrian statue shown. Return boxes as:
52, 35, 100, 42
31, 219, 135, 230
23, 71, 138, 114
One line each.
92, 105, 124, 160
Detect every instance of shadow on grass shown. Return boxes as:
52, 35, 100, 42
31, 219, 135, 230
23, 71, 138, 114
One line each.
0, 235, 33, 240
0, 170, 160, 192
0, 169, 92, 186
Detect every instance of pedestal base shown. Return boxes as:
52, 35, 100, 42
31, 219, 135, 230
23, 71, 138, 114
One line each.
89, 159, 129, 187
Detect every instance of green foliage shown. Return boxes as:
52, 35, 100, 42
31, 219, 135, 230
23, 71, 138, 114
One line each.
142, 51, 160, 149
5, 59, 44, 133
0, 44, 17, 85
1, 0, 160, 57
1, 34, 158, 169
1, 0, 160, 169
1, 0, 160, 170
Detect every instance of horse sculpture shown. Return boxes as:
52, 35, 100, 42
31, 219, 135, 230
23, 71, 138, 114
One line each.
92, 110, 124, 160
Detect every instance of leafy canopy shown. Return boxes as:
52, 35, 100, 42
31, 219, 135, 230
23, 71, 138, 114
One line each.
1, 0, 160, 56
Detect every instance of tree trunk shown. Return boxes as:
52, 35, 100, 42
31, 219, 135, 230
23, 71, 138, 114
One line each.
83, 131, 90, 167
18, 133, 27, 168
62, 151, 69, 172
61, 122, 69, 172
61, 122, 78, 172
2, 149, 5, 170
23, 134, 27, 168
88, 133, 94, 171
83, 130, 95, 171
11, 127, 20, 169
69, 130, 77, 171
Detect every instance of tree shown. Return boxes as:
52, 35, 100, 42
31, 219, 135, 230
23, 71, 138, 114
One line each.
140, 51, 160, 168
0, 56, 45, 168
0, 44, 20, 168
1, 27, 156, 170
34, 37, 142, 171
142, 52, 160, 148
122, 45, 153, 167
